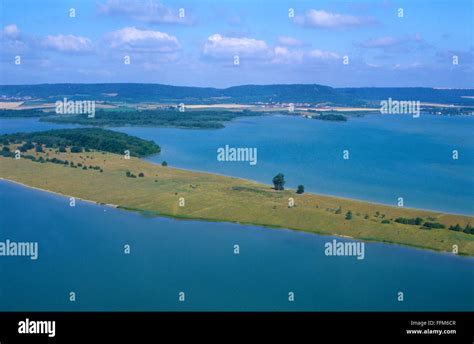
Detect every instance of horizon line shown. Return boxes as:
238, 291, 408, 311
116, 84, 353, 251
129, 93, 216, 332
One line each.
1, 82, 474, 90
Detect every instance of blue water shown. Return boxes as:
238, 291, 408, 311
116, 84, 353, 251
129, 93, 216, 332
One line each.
0, 180, 472, 311
0, 115, 473, 311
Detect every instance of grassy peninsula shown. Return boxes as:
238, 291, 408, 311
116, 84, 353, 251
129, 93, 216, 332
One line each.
1, 128, 473, 255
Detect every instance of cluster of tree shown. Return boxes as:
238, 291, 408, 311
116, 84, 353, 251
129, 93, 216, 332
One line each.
449, 223, 474, 235
394, 217, 424, 225
0, 144, 105, 172
18, 141, 35, 152
0, 109, 50, 118
47, 157, 67, 165
41, 109, 259, 129
0, 128, 161, 157
271, 174, 304, 194
421, 222, 446, 229
312, 113, 347, 122
1, 148, 14, 158
70, 146, 83, 153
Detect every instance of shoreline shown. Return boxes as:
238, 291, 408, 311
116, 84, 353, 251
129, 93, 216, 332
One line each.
1, 177, 472, 258
0, 178, 119, 209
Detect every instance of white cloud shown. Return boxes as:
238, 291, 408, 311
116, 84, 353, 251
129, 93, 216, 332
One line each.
277, 36, 304, 47
294, 9, 374, 29
308, 49, 340, 59
271, 46, 304, 64
2, 24, 20, 39
0, 24, 27, 53
105, 27, 180, 52
357, 34, 427, 51
203, 34, 269, 58
42, 34, 93, 53
99, 0, 193, 25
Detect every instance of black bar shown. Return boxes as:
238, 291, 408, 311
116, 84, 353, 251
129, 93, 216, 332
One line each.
0, 312, 472, 343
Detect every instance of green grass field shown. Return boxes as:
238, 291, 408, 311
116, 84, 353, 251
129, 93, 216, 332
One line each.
1, 147, 474, 255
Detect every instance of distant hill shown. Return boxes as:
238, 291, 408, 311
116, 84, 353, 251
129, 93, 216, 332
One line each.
337, 87, 474, 106
1, 83, 473, 106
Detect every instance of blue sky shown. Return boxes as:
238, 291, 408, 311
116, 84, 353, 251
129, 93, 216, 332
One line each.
1, 0, 472, 87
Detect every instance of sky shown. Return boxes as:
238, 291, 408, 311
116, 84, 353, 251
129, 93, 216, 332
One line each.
0, 0, 473, 88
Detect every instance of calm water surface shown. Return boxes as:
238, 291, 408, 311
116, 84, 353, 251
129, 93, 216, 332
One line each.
0, 115, 473, 310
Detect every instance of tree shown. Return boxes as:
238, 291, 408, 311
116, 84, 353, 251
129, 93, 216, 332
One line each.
162, 161, 168, 166
70, 146, 83, 153
58, 146, 67, 153
463, 224, 474, 235
19, 141, 34, 152
422, 222, 445, 229
138, 172, 144, 177
272, 173, 285, 190
296, 185, 304, 194
345, 211, 353, 220
449, 224, 462, 232
35, 145, 44, 152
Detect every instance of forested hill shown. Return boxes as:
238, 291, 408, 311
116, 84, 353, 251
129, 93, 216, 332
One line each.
0, 128, 160, 157
1, 83, 473, 105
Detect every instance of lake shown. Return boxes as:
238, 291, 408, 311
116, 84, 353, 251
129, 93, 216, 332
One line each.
0, 180, 472, 311
0, 114, 473, 310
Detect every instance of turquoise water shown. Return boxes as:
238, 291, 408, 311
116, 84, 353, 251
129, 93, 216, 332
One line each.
0, 180, 472, 311
0, 115, 473, 311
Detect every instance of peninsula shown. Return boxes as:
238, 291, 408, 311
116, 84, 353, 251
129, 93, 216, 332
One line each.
1, 128, 473, 256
